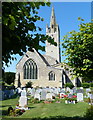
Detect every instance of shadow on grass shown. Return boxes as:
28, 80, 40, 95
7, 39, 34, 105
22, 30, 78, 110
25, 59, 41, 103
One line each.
0, 110, 8, 116
1, 116, 88, 120
0, 105, 12, 108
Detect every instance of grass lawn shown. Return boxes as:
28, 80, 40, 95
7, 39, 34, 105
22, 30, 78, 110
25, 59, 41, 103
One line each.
1, 97, 89, 120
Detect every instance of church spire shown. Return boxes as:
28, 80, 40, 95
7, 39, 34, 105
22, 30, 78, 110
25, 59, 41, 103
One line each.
50, 6, 56, 28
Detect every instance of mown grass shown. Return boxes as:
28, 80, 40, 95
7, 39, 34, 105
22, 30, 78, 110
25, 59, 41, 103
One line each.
0, 97, 90, 120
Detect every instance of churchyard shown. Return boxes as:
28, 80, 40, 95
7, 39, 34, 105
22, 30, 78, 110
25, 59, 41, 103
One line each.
1, 86, 93, 119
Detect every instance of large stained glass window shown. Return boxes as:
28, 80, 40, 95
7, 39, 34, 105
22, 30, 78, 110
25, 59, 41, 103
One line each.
49, 71, 55, 81
23, 59, 37, 79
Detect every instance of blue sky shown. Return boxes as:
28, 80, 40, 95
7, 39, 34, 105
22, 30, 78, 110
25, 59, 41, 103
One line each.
4, 2, 91, 73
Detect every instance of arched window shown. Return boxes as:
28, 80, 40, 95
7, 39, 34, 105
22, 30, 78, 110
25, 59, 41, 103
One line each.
49, 71, 55, 81
23, 59, 38, 79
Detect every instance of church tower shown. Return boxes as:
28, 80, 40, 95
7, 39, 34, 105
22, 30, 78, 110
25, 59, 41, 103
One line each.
46, 6, 61, 63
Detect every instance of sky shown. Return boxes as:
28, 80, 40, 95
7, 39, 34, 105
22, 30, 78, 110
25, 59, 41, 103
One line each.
4, 2, 92, 73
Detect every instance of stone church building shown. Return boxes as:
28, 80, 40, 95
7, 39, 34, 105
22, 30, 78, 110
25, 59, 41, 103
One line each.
15, 7, 81, 88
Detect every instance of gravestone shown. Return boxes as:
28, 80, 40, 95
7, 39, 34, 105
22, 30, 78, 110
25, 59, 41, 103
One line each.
60, 89, 65, 93
77, 93, 83, 102
86, 88, 91, 94
87, 93, 90, 98
68, 94, 73, 98
90, 94, 93, 99
51, 93, 55, 98
77, 89, 84, 93
36, 89, 40, 94
80, 87, 83, 89
58, 88, 61, 93
27, 88, 31, 92
19, 90, 28, 109
17, 87, 22, 94
53, 89, 59, 95
72, 87, 77, 93
31, 88, 35, 97
41, 90, 47, 100
70, 89, 73, 94
34, 93, 40, 101
66, 87, 70, 92
60, 93, 65, 98
46, 93, 52, 100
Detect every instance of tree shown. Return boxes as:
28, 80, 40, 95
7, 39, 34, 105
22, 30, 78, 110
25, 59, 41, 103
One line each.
2, 2, 57, 66
62, 18, 93, 81
3, 72, 15, 85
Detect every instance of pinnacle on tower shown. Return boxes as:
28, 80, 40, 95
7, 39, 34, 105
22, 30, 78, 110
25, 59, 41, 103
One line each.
50, 6, 56, 27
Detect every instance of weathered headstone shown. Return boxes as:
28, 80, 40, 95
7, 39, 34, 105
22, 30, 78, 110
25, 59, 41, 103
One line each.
46, 93, 52, 100
77, 93, 83, 102
80, 87, 83, 89
53, 89, 59, 95
31, 88, 35, 97
41, 90, 47, 100
27, 88, 31, 92
60, 93, 65, 98
70, 89, 73, 94
72, 87, 77, 93
77, 89, 84, 93
19, 90, 28, 109
17, 87, 22, 94
34, 93, 40, 101
90, 94, 93, 99
86, 88, 91, 94
68, 94, 73, 98
66, 87, 70, 92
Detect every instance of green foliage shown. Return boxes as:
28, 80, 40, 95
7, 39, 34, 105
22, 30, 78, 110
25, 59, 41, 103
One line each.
81, 83, 90, 88
25, 81, 32, 88
81, 82, 93, 88
8, 107, 25, 116
90, 82, 93, 87
84, 105, 93, 120
62, 18, 93, 81
65, 83, 74, 89
3, 72, 15, 85
2, 2, 56, 66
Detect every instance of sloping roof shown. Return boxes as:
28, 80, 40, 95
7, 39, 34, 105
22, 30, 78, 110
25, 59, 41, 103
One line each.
16, 49, 60, 67
42, 54, 58, 66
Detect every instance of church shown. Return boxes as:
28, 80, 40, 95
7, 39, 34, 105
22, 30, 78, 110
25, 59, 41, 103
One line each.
14, 7, 82, 88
